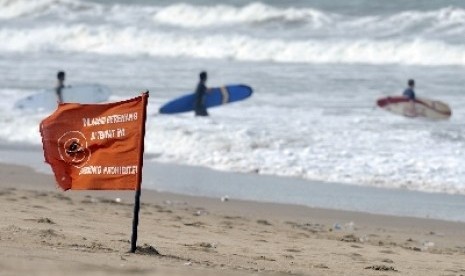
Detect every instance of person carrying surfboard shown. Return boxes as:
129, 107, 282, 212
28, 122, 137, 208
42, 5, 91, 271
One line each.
403, 79, 416, 100
403, 79, 416, 116
56, 71, 65, 103
194, 71, 209, 116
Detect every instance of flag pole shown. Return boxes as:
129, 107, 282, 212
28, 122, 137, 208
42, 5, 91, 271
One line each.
130, 92, 149, 253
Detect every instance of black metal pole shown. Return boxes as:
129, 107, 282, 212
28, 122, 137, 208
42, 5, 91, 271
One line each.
130, 92, 149, 253
130, 188, 141, 253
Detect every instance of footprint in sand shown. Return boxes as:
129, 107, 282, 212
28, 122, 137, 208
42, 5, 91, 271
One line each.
365, 264, 398, 272
37, 229, 64, 239
349, 252, 366, 261
312, 263, 329, 269
220, 221, 234, 229
289, 232, 310, 239
256, 219, 272, 226
253, 255, 276, 262
183, 221, 206, 227
53, 194, 72, 202
223, 215, 245, 220
32, 191, 48, 197
185, 242, 217, 253
340, 234, 359, 243
37, 217, 55, 224
380, 258, 394, 263
379, 249, 396, 254
0, 189, 14, 196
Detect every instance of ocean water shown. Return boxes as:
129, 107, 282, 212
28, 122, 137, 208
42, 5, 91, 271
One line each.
1, 0, 465, 198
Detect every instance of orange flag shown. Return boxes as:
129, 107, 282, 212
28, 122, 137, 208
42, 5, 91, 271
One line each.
40, 92, 148, 190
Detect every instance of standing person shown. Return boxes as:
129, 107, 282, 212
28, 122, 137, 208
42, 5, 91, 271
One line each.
403, 79, 415, 100
194, 71, 209, 116
56, 71, 66, 103
403, 79, 416, 116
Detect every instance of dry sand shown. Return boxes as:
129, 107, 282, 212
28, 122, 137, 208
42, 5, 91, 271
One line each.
0, 164, 464, 275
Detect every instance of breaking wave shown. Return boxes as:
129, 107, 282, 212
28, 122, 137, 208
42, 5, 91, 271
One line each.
1, 0, 465, 65
1, 24, 465, 65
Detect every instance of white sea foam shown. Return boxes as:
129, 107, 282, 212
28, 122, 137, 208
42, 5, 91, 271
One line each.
152, 2, 332, 28
343, 7, 465, 39
146, 102, 465, 195
4, 0, 465, 35
152, 4, 465, 36
2, 0, 465, 65
1, 24, 465, 66
1, 87, 464, 195
0, 0, 96, 19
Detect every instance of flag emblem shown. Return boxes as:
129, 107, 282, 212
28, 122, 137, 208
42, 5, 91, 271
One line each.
58, 131, 91, 168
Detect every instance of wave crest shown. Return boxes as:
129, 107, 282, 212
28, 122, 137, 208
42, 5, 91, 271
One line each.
1, 24, 465, 66
0, 0, 96, 19
153, 2, 332, 28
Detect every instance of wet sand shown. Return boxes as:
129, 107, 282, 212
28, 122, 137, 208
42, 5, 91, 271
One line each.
1, 164, 464, 275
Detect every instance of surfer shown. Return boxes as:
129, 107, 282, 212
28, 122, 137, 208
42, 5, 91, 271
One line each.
56, 71, 65, 103
403, 79, 416, 116
194, 71, 209, 116
403, 79, 416, 100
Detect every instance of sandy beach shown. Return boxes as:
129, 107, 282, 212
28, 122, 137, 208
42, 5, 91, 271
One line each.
0, 164, 464, 276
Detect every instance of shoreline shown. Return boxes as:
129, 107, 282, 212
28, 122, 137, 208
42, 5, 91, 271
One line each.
1, 163, 465, 275
2, 162, 463, 226
1, 145, 465, 222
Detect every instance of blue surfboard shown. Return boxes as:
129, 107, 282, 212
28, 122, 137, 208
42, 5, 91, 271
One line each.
159, 84, 253, 114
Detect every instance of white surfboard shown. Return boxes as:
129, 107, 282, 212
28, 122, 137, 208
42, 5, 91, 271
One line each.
15, 84, 111, 111
377, 96, 451, 120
